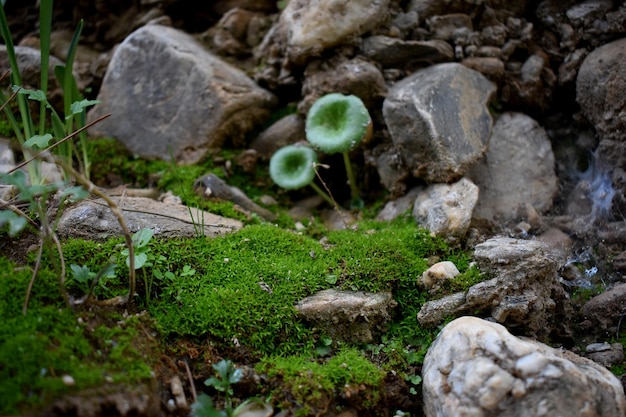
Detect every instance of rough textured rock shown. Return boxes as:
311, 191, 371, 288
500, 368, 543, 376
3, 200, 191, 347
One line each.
295, 289, 397, 344
469, 237, 566, 339
360, 36, 454, 68
576, 37, 626, 217
468, 112, 559, 225
299, 57, 387, 113
576, 37, 626, 144
412, 177, 479, 243
422, 316, 626, 417
579, 282, 626, 334
57, 197, 243, 240
278, 0, 390, 65
87, 24, 277, 164
417, 237, 571, 339
419, 261, 461, 294
382, 63, 496, 183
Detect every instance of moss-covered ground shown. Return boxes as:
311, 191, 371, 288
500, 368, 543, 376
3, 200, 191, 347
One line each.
0, 138, 485, 416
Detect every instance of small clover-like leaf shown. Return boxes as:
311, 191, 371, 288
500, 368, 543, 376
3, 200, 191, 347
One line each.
24, 133, 54, 149
132, 228, 154, 249
68, 99, 101, 117
0, 210, 28, 236
60, 185, 89, 202
14, 86, 47, 102
70, 264, 96, 284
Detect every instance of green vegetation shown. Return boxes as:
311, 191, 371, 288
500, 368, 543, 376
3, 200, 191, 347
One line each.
257, 347, 385, 416
0, 257, 156, 415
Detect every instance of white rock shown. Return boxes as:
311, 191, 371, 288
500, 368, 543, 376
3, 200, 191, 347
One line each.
422, 316, 626, 417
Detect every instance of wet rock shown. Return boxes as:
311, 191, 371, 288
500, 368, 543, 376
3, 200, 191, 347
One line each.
412, 178, 479, 243
360, 36, 453, 68
382, 62, 496, 183
87, 24, 277, 164
422, 316, 626, 417
467, 112, 559, 226
577, 37, 626, 215
295, 289, 397, 344
57, 196, 243, 240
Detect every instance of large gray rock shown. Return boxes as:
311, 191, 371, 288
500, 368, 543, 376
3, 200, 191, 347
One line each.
576, 37, 626, 216
422, 316, 626, 417
467, 112, 559, 225
382, 63, 496, 183
577, 37, 626, 144
87, 24, 276, 164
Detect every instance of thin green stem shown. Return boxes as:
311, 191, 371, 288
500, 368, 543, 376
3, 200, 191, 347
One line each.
342, 151, 360, 201
309, 182, 335, 207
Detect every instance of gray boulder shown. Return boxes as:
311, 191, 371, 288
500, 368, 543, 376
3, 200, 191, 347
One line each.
467, 112, 559, 225
422, 316, 626, 417
382, 63, 496, 183
88, 24, 277, 164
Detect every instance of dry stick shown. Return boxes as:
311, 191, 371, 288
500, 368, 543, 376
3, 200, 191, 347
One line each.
312, 162, 350, 229
8, 114, 111, 175
184, 359, 197, 403
0, 197, 39, 228
23, 241, 44, 315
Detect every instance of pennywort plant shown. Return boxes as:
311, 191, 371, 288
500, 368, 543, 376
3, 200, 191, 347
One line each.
269, 93, 372, 209
269, 144, 334, 206
305, 93, 372, 208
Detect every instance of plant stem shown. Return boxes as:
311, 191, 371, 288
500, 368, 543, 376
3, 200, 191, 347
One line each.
309, 182, 335, 207
342, 151, 360, 201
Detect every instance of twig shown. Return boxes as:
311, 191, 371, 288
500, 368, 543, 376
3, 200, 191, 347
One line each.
184, 359, 197, 403
312, 162, 350, 228
8, 114, 111, 175
23, 238, 44, 315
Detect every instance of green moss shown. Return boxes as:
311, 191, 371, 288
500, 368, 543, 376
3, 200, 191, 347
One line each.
257, 347, 385, 415
0, 257, 156, 415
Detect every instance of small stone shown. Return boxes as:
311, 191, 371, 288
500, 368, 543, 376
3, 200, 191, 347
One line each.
62, 375, 75, 386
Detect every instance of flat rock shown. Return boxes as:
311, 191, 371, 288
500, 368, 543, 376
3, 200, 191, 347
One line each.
295, 289, 397, 344
57, 196, 243, 240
